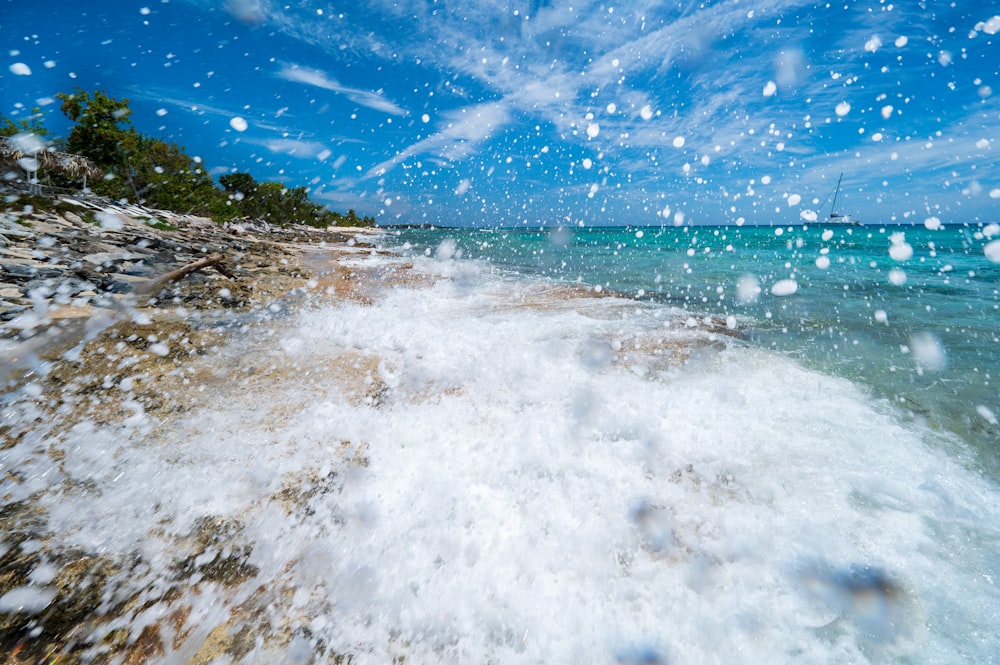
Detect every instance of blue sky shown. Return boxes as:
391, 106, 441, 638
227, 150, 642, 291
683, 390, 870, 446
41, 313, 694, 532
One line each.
3, 1, 998, 226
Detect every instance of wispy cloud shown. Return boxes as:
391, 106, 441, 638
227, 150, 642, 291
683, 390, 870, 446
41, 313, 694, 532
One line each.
366, 101, 511, 178
173, 0, 1000, 221
276, 63, 408, 116
224, 0, 269, 24
250, 137, 334, 161
126, 87, 245, 120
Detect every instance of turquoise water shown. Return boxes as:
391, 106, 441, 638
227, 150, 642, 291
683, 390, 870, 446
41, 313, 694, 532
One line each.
390, 223, 1000, 480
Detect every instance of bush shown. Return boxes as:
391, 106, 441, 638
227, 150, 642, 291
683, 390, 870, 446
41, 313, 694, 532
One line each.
50, 88, 372, 225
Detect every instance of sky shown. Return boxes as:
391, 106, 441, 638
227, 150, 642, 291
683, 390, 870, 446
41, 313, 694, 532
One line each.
2, 0, 998, 227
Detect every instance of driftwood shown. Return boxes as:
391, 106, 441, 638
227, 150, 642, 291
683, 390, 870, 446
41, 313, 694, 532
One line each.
0, 254, 237, 383
133, 254, 234, 301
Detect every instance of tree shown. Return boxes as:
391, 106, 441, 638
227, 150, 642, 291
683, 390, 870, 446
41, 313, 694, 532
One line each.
57, 89, 133, 168
215, 172, 352, 227
0, 108, 51, 138
337, 208, 376, 227
56, 89, 217, 212
129, 134, 218, 213
219, 172, 258, 196
47, 88, 373, 225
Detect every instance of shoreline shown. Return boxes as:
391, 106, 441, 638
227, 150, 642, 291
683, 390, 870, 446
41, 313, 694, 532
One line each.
1, 197, 397, 663
1, 193, 384, 371
4, 204, 997, 662
0, 199, 721, 664
0, 191, 401, 439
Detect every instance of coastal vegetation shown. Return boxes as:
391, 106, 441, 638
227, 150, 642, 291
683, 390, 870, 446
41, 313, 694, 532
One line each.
0, 88, 374, 228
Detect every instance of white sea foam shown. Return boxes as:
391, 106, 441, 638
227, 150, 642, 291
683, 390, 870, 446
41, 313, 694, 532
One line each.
4, 251, 999, 663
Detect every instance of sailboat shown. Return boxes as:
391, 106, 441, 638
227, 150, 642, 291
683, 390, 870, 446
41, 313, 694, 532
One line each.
825, 173, 862, 226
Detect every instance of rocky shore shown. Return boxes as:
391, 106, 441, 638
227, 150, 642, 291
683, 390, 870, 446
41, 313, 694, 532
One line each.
1, 190, 385, 374
1, 190, 748, 665
1, 189, 390, 664
2, 191, 379, 325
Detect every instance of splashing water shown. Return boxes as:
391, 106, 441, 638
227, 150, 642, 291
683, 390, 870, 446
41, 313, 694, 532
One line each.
2, 231, 999, 663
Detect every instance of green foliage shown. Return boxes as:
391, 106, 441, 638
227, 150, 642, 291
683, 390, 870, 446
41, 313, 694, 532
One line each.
55, 88, 217, 213
57, 89, 133, 167
216, 172, 374, 227
43, 88, 374, 226
125, 134, 218, 213
219, 172, 257, 195
0, 108, 51, 138
337, 209, 377, 227
146, 218, 179, 232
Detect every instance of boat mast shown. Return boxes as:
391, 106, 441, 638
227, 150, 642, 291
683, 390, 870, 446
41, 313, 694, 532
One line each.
830, 173, 843, 217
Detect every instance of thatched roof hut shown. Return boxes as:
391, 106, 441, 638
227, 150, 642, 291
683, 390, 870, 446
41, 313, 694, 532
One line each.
0, 135, 103, 181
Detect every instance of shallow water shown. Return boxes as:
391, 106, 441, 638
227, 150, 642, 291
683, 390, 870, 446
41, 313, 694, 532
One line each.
393, 224, 1000, 478
2, 231, 999, 663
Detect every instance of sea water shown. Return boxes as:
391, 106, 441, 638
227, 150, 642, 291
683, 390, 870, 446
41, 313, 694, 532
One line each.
394, 224, 1000, 477
2, 223, 999, 663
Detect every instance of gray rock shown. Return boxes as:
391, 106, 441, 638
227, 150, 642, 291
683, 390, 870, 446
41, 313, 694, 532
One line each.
0, 303, 29, 320
0, 225, 34, 239
23, 277, 98, 300
82, 251, 150, 266
2, 259, 67, 279
61, 211, 85, 226
0, 247, 39, 261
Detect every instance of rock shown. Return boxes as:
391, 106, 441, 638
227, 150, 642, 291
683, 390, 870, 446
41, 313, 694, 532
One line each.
0, 303, 29, 320
104, 274, 149, 291
174, 516, 258, 586
1, 188, 380, 345
0, 247, 39, 261
2, 259, 67, 279
0, 226, 33, 239
23, 276, 97, 297
82, 251, 149, 266
61, 211, 85, 225
47, 304, 97, 320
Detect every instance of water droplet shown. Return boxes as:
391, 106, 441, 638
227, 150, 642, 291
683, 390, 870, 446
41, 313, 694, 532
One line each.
771, 279, 798, 297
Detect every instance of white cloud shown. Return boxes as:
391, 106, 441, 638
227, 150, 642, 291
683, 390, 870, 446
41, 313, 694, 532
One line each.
366, 101, 510, 178
276, 63, 408, 116
224, 0, 268, 24
255, 138, 333, 160
126, 87, 250, 120
170, 0, 999, 221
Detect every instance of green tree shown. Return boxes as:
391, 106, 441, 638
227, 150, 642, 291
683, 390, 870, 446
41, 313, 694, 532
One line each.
49, 88, 373, 225
57, 89, 133, 167
219, 172, 258, 197
56, 89, 217, 212
337, 208, 376, 227
0, 108, 51, 138
215, 172, 351, 227
123, 134, 217, 212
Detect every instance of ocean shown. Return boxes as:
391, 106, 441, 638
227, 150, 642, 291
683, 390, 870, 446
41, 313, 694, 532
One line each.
3, 222, 999, 663
392, 223, 1000, 477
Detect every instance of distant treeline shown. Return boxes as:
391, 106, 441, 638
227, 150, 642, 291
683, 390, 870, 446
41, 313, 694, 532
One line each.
1, 89, 374, 228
